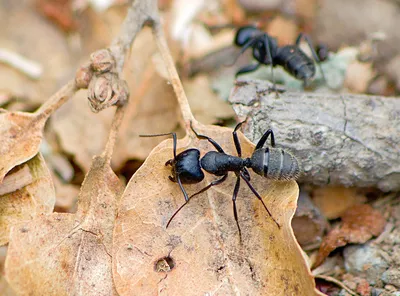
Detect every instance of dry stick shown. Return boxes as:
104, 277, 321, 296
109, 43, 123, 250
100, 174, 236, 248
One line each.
314, 275, 359, 296
109, 0, 158, 73
102, 105, 126, 164
230, 79, 400, 191
152, 19, 195, 127
34, 80, 77, 120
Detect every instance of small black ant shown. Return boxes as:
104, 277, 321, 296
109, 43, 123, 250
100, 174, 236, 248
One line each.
141, 122, 300, 236
233, 25, 328, 88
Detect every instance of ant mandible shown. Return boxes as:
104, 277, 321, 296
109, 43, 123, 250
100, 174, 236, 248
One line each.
233, 25, 328, 88
141, 122, 300, 237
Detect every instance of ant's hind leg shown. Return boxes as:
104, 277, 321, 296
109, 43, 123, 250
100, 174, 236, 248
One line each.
232, 121, 246, 157
240, 171, 280, 228
232, 176, 242, 238
295, 33, 329, 87
263, 35, 278, 95
190, 122, 225, 153
255, 129, 275, 150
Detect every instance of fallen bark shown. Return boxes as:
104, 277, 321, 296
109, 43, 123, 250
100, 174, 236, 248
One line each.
229, 79, 400, 191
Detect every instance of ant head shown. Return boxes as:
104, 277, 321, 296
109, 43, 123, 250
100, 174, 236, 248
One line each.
174, 148, 204, 184
234, 26, 262, 46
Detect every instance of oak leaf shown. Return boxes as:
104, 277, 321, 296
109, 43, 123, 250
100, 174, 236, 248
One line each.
0, 153, 55, 245
5, 155, 124, 295
113, 123, 321, 295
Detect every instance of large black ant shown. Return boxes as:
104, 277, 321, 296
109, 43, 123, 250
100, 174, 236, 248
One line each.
141, 122, 300, 236
233, 25, 328, 88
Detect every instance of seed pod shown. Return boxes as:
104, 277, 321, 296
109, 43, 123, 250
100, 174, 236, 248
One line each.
90, 49, 115, 73
75, 62, 93, 89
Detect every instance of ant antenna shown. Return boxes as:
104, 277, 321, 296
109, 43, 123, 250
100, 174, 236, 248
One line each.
140, 132, 177, 158
224, 38, 258, 67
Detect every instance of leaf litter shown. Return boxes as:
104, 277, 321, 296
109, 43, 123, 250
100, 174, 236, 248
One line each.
5, 107, 125, 296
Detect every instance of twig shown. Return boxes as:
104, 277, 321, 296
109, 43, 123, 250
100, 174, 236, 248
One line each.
34, 80, 77, 120
152, 12, 195, 128
109, 0, 158, 73
230, 79, 400, 191
102, 104, 126, 164
314, 275, 359, 296
0, 48, 43, 79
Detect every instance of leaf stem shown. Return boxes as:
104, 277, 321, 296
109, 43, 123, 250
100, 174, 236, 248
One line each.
152, 21, 195, 128
34, 80, 77, 120
102, 105, 126, 164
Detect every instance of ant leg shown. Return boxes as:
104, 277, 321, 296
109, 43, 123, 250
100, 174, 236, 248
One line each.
295, 33, 328, 87
236, 63, 260, 77
176, 175, 189, 202
255, 129, 276, 150
232, 121, 246, 157
226, 38, 257, 67
242, 168, 251, 181
263, 35, 276, 93
140, 132, 177, 159
166, 174, 227, 228
232, 176, 242, 238
188, 174, 228, 200
239, 171, 280, 228
190, 122, 225, 153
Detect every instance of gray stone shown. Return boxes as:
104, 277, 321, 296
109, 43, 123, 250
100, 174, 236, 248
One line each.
344, 244, 389, 285
382, 268, 400, 288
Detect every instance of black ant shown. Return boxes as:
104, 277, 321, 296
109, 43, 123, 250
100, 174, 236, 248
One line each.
141, 122, 300, 237
233, 25, 328, 88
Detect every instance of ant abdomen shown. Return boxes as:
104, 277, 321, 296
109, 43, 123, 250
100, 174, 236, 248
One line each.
250, 148, 300, 180
276, 46, 316, 81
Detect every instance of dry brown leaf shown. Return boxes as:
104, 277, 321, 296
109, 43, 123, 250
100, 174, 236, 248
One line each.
5, 155, 124, 295
267, 16, 298, 46
52, 91, 114, 172
0, 80, 75, 182
295, 0, 318, 21
0, 110, 45, 183
0, 153, 55, 245
113, 122, 320, 295
0, 1, 76, 105
52, 174, 80, 212
344, 60, 375, 93
113, 28, 180, 167
312, 186, 366, 219
184, 75, 235, 125
314, 204, 386, 268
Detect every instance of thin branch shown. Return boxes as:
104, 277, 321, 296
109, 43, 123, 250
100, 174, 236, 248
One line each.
102, 104, 126, 164
314, 275, 359, 296
109, 0, 158, 73
152, 15, 195, 127
34, 80, 77, 120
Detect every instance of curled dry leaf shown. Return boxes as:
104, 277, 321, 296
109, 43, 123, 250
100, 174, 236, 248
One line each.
314, 204, 386, 268
0, 153, 55, 245
5, 155, 124, 295
0, 110, 45, 183
113, 122, 320, 295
